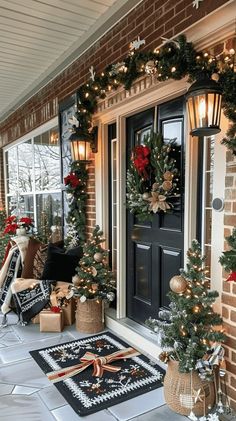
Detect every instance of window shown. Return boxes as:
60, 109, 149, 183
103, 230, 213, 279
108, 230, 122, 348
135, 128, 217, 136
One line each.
5, 123, 62, 238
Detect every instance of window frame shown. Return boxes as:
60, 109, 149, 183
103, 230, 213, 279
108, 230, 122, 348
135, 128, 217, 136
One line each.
3, 117, 62, 231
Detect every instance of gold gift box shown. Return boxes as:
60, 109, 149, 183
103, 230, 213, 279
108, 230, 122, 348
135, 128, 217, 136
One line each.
62, 298, 76, 326
40, 309, 64, 332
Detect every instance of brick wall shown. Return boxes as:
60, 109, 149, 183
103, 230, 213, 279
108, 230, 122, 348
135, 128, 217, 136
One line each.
223, 151, 236, 411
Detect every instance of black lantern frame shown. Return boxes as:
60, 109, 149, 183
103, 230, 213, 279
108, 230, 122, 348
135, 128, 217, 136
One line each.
186, 78, 223, 137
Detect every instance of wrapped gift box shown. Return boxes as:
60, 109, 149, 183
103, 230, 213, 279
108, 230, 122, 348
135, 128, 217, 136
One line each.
40, 309, 64, 332
62, 298, 76, 326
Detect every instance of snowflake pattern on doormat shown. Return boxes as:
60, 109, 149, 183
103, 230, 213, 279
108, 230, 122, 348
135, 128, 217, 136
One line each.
30, 332, 164, 416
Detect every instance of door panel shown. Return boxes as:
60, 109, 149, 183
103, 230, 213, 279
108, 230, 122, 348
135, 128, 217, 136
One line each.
126, 98, 185, 325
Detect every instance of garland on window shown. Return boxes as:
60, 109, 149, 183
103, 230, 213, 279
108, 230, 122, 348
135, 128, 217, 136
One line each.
70, 34, 236, 154
126, 132, 179, 220
64, 162, 88, 247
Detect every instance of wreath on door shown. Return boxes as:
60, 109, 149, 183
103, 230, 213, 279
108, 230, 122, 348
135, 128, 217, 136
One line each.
126, 131, 179, 221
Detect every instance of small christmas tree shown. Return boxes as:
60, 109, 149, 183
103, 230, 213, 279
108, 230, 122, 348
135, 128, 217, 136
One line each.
219, 227, 236, 281
146, 240, 225, 373
71, 225, 116, 302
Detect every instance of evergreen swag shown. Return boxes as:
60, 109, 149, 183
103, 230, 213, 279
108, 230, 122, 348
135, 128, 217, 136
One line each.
70, 34, 236, 155
146, 240, 226, 373
219, 227, 236, 281
126, 131, 179, 220
64, 162, 88, 247
71, 225, 115, 301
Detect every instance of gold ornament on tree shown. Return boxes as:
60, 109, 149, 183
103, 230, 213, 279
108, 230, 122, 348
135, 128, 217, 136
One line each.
94, 252, 103, 263
169, 275, 188, 294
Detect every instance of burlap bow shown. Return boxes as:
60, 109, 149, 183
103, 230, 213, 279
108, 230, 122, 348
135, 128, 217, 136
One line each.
47, 347, 140, 383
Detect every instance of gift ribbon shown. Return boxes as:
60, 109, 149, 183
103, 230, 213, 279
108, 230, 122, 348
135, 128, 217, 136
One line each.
47, 347, 140, 383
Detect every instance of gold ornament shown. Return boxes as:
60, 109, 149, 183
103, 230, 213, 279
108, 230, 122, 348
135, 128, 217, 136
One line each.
162, 180, 172, 191
145, 60, 156, 75
72, 275, 81, 286
169, 275, 188, 294
152, 182, 159, 191
92, 283, 98, 291
163, 171, 173, 181
91, 266, 97, 277
94, 252, 103, 263
142, 192, 150, 200
211, 73, 219, 82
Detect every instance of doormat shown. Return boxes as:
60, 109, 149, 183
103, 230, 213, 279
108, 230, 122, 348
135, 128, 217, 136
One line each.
30, 332, 164, 417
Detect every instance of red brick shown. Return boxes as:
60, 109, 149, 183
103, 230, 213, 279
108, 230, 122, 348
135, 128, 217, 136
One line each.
222, 294, 236, 308
222, 306, 229, 319
231, 311, 236, 323
223, 281, 231, 293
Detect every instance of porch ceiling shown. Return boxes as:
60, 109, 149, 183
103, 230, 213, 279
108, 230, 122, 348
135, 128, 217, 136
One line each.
0, 0, 141, 122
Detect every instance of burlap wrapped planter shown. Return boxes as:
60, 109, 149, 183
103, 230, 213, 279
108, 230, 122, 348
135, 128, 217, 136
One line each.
164, 360, 215, 417
76, 298, 104, 333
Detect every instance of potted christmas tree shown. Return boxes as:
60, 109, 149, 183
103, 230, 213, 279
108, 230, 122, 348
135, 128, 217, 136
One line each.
146, 240, 226, 418
71, 225, 115, 333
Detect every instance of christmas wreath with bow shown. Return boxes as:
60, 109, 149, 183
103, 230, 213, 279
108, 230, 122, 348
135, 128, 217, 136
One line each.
126, 131, 179, 221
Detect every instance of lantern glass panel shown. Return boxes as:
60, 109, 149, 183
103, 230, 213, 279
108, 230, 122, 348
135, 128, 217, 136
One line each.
196, 94, 207, 128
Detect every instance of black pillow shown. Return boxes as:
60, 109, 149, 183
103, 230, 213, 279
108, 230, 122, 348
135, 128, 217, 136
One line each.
66, 245, 83, 259
41, 243, 80, 282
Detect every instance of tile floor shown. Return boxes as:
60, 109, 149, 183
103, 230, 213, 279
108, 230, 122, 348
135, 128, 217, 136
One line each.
0, 312, 188, 421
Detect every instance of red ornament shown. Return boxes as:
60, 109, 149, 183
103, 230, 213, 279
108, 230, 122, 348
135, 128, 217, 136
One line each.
64, 173, 80, 188
226, 272, 236, 282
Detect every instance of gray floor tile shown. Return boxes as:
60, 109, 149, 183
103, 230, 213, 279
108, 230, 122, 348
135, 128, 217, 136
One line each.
0, 383, 14, 396
12, 385, 40, 395
131, 404, 187, 420
11, 322, 67, 341
0, 332, 72, 364
0, 394, 55, 421
108, 387, 165, 421
0, 331, 21, 346
38, 385, 67, 410
52, 405, 117, 421
0, 359, 50, 388
0, 312, 19, 325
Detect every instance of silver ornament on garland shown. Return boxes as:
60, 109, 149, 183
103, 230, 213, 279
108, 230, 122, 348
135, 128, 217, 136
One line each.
145, 60, 156, 75
142, 192, 150, 200
107, 292, 115, 302
94, 252, 103, 263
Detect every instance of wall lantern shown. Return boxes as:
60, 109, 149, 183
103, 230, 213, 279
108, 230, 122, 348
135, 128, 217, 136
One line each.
69, 125, 98, 164
186, 77, 223, 137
